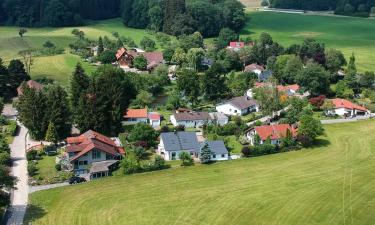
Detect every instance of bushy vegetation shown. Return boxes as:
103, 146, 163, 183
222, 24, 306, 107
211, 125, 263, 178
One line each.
270, 0, 375, 17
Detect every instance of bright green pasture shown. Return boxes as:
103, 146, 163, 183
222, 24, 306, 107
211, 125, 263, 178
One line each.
0, 19, 156, 86
243, 11, 375, 72
26, 121, 375, 225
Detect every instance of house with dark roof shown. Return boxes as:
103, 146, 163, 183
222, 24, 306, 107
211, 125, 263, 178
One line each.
64, 130, 125, 177
216, 96, 259, 116
157, 132, 229, 161
246, 124, 298, 145
17, 80, 44, 96
327, 98, 370, 117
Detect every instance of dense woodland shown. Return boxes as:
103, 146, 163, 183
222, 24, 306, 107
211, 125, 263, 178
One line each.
0, 0, 246, 37
270, 0, 375, 16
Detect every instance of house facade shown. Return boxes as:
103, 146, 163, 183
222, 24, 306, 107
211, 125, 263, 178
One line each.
247, 124, 297, 145
170, 111, 211, 128
148, 112, 161, 127
328, 98, 370, 117
216, 96, 259, 116
157, 132, 229, 161
65, 130, 125, 176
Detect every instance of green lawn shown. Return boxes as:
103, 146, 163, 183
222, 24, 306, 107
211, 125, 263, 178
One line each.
26, 121, 375, 225
243, 11, 375, 72
0, 18, 159, 87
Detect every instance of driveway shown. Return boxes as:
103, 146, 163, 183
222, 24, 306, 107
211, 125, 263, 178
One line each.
321, 114, 374, 124
6, 123, 28, 225
29, 182, 70, 193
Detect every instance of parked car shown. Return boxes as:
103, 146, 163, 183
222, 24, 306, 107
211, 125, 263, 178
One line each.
69, 176, 86, 184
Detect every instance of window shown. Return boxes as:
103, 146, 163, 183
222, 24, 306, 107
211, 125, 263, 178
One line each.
221, 154, 225, 158
212, 154, 216, 158
172, 152, 176, 160
234, 110, 237, 113
92, 149, 101, 159
83, 161, 88, 165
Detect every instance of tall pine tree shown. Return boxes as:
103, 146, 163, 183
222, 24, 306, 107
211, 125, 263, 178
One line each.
70, 63, 89, 116
45, 85, 72, 140
344, 53, 358, 89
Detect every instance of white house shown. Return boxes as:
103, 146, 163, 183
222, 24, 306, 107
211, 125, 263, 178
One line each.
209, 112, 229, 126
170, 111, 211, 128
327, 98, 370, 117
157, 132, 229, 161
216, 96, 259, 116
246, 124, 297, 146
148, 112, 161, 127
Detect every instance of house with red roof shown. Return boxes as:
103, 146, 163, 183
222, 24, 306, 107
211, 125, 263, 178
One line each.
327, 98, 370, 117
227, 41, 245, 51
123, 108, 161, 128
64, 130, 125, 177
116, 47, 163, 71
246, 124, 297, 145
17, 80, 44, 96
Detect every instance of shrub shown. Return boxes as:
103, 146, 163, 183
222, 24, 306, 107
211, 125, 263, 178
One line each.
28, 162, 38, 176
179, 151, 194, 166
175, 125, 185, 131
241, 146, 251, 157
55, 164, 61, 171
261, 0, 269, 6
26, 150, 38, 161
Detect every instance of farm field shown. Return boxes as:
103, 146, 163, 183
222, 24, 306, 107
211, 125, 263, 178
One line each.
25, 121, 375, 225
243, 11, 375, 72
0, 19, 159, 86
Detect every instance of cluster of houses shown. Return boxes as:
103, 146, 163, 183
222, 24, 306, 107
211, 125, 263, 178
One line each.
14, 40, 372, 181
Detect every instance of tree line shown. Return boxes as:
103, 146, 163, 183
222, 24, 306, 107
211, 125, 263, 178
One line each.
0, 0, 246, 37
270, 0, 375, 17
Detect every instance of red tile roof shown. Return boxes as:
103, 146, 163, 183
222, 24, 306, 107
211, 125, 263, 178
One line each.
245, 64, 264, 72
17, 80, 44, 95
331, 98, 368, 112
148, 112, 161, 120
229, 42, 245, 48
255, 124, 297, 141
66, 130, 124, 162
124, 108, 148, 118
254, 82, 300, 93
116, 47, 127, 60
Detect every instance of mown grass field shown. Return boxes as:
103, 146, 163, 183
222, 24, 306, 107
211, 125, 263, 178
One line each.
26, 121, 375, 225
0, 19, 158, 86
243, 11, 375, 72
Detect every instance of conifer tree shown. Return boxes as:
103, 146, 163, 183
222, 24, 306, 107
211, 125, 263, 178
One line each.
200, 141, 212, 164
98, 36, 104, 55
70, 63, 89, 112
45, 122, 59, 144
344, 53, 358, 89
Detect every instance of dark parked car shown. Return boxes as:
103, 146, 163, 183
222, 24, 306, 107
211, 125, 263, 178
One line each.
69, 176, 86, 184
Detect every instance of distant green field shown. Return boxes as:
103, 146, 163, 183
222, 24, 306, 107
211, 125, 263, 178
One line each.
243, 11, 375, 72
0, 19, 157, 86
26, 121, 375, 225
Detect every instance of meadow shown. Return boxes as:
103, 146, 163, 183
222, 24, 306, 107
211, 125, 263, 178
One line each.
243, 11, 375, 72
0, 19, 158, 86
25, 121, 375, 225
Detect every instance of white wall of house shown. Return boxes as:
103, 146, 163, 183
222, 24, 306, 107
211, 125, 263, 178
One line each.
170, 115, 209, 128
158, 140, 196, 161
328, 108, 369, 117
210, 153, 228, 161
70, 149, 112, 173
216, 104, 242, 116
149, 119, 161, 127
246, 131, 278, 146
122, 118, 148, 125
216, 103, 258, 116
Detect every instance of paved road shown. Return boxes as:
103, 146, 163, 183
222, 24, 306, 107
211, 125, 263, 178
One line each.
6, 123, 28, 225
29, 182, 70, 193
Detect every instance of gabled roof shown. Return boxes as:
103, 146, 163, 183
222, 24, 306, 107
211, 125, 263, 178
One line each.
228, 42, 245, 48
173, 112, 211, 121
205, 141, 228, 155
331, 98, 368, 112
17, 80, 44, 95
148, 112, 161, 120
116, 47, 127, 60
124, 108, 148, 119
255, 124, 297, 141
219, 96, 258, 110
255, 82, 300, 93
245, 63, 264, 72
66, 130, 124, 162
160, 132, 200, 152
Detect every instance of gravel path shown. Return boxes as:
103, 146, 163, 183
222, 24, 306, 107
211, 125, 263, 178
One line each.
29, 182, 70, 193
